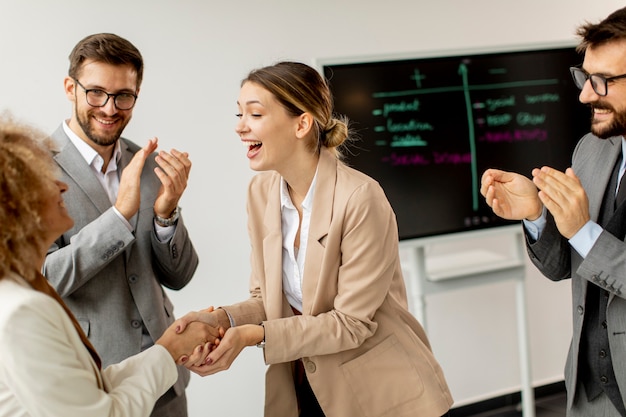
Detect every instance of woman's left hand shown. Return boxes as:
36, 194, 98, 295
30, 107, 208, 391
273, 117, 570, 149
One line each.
185, 324, 263, 376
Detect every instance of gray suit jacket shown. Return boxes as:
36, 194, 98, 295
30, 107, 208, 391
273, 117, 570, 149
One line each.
43, 125, 199, 403
526, 132, 626, 411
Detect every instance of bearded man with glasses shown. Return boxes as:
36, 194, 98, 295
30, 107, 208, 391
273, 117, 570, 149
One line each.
481, 7, 626, 417
42, 33, 200, 417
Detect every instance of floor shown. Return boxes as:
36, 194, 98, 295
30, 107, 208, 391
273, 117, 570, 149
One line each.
449, 383, 567, 417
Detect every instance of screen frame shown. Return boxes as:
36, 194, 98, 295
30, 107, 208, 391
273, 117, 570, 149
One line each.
315, 40, 585, 245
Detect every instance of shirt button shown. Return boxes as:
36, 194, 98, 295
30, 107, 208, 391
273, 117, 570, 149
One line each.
304, 360, 316, 373
577, 305, 584, 315
601, 376, 609, 384
130, 320, 141, 329
128, 275, 138, 284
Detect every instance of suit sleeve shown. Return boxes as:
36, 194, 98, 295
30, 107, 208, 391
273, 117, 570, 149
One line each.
43, 208, 136, 296
526, 212, 572, 281
0, 291, 177, 417
149, 213, 199, 290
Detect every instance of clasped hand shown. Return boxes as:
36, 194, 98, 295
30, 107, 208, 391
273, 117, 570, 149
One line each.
172, 309, 264, 376
156, 320, 221, 365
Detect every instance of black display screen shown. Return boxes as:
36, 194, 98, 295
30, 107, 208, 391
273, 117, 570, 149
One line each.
322, 46, 589, 240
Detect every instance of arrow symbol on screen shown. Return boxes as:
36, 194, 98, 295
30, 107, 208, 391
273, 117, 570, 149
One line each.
458, 62, 479, 211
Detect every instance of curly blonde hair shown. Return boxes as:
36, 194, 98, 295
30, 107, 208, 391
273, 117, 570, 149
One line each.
0, 114, 59, 283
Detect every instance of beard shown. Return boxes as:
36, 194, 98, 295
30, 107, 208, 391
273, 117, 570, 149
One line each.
76, 107, 129, 147
590, 102, 626, 139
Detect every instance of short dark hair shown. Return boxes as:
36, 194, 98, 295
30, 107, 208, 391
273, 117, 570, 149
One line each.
68, 33, 144, 88
576, 7, 626, 53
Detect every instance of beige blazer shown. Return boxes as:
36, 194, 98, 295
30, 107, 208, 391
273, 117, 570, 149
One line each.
223, 148, 453, 417
0, 273, 178, 417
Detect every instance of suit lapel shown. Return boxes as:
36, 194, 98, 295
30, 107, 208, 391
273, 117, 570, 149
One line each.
262, 175, 287, 320
50, 125, 112, 214
588, 136, 622, 222
301, 149, 335, 314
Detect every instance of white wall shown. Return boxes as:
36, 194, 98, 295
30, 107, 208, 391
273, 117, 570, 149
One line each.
1, 0, 623, 415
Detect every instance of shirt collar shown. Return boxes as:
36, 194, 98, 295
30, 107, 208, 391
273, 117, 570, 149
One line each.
63, 120, 121, 172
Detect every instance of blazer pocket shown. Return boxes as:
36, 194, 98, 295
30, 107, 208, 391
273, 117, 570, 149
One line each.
341, 334, 424, 417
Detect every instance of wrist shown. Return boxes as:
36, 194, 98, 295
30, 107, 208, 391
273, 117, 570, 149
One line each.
255, 323, 265, 348
214, 308, 232, 330
154, 207, 180, 227
525, 205, 544, 222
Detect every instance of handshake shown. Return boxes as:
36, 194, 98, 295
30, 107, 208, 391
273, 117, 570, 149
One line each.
156, 306, 265, 377
156, 307, 226, 366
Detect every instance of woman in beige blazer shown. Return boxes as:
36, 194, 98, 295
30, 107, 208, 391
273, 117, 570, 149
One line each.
0, 116, 216, 417
179, 61, 453, 417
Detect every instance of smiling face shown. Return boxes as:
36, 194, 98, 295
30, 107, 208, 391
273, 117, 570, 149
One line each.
65, 59, 138, 152
235, 81, 303, 174
579, 38, 626, 138
37, 178, 74, 247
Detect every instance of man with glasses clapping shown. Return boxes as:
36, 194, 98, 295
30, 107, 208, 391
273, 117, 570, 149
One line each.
481, 7, 626, 417
42, 33, 199, 417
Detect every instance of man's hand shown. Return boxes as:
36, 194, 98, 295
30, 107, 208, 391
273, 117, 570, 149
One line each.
115, 138, 158, 220
532, 166, 590, 239
481, 168, 543, 220
153, 148, 192, 219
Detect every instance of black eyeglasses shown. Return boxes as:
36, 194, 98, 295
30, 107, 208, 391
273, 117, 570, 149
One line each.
570, 66, 626, 96
74, 78, 137, 110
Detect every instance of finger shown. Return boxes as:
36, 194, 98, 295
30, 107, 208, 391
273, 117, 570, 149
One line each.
187, 363, 219, 377
202, 341, 230, 367
537, 190, 560, 216
533, 168, 567, 201
156, 150, 190, 180
565, 167, 579, 180
174, 311, 202, 333
185, 344, 208, 367
145, 137, 158, 154
538, 171, 583, 212
484, 185, 496, 208
170, 149, 192, 175
480, 174, 493, 197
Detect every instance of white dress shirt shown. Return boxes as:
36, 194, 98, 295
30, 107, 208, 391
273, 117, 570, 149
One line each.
280, 170, 318, 313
